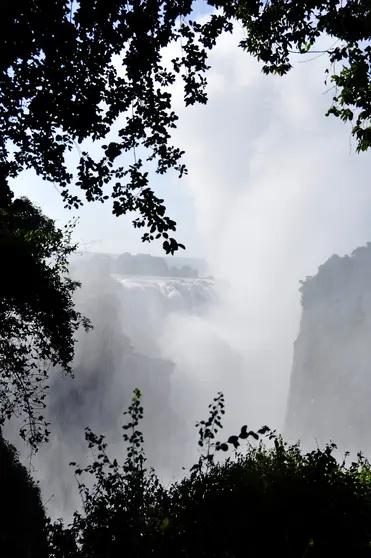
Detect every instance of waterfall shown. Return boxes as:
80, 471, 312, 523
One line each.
20, 260, 217, 520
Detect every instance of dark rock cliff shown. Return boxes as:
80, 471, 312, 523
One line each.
285, 243, 371, 455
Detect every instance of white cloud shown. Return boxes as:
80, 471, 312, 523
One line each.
158, 24, 371, 434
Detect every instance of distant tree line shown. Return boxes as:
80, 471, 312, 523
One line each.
116, 253, 199, 278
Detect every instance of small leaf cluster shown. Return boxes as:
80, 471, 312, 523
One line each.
236, 0, 371, 152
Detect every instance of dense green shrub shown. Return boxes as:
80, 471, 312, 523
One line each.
0, 431, 48, 558
48, 390, 371, 557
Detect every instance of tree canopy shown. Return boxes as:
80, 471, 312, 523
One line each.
1, 0, 370, 253
0, 196, 90, 447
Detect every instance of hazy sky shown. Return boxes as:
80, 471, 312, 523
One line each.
10, 9, 371, 264
157, 17, 371, 432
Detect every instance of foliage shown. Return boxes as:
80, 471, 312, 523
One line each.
0, 0, 232, 253
48, 390, 371, 557
0, 431, 48, 557
49, 388, 164, 557
116, 252, 199, 278
0, 196, 90, 447
2, 1, 369, 254
236, 0, 371, 152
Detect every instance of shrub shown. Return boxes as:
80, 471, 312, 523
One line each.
49, 391, 371, 557
0, 432, 48, 557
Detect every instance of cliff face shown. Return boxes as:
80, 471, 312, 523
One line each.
285, 243, 371, 454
